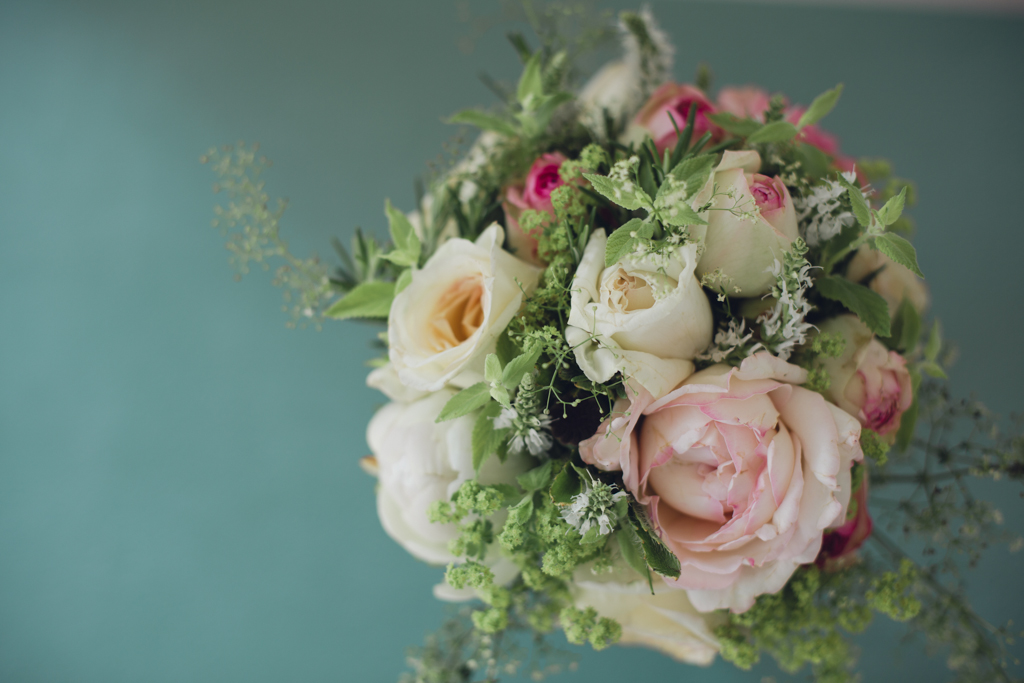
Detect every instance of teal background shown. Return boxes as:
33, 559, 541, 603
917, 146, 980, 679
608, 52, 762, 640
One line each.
1, 1, 1022, 681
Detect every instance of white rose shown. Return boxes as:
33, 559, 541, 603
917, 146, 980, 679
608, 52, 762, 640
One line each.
577, 60, 642, 135
695, 150, 799, 297
571, 576, 721, 665
565, 228, 712, 400
367, 390, 528, 567
845, 244, 929, 317
388, 224, 543, 392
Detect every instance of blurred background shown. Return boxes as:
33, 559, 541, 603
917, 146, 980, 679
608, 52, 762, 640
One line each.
1, 0, 1022, 681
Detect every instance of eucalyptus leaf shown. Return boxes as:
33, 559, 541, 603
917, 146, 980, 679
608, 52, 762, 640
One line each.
436, 382, 492, 423
815, 275, 891, 337
874, 233, 924, 278
324, 281, 394, 320
797, 84, 843, 129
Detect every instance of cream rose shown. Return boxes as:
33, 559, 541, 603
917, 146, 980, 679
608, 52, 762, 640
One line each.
817, 316, 913, 438
367, 390, 527, 569
388, 224, 543, 391
571, 576, 722, 665
566, 229, 713, 400
695, 150, 799, 297
578, 60, 643, 134
845, 244, 929, 317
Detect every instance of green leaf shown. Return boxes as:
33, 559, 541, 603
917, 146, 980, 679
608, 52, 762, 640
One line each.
705, 112, 762, 137
617, 523, 651, 585
815, 275, 891, 337
668, 154, 715, 193
657, 201, 707, 228
436, 382, 492, 423
550, 464, 582, 505
877, 186, 907, 226
919, 360, 948, 379
495, 328, 519, 367
383, 199, 421, 267
516, 461, 554, 492
604, 218, 645, 267
793, 143, 833, 180
627, 502, 680, 579
502, 343, 543, 390
506, 494, 535, 527
489, 383, 511, 409
747, 120, 799, 145
836, 174, 871, 229
895, 371, 921, 453
517, 52, 543, 105
873, 233, 924, 278
324, 281, 395, 320
394, 268, 413, 295
583, 173, 644, 211
472, 401, 507, 471
887, 297, 921, 353
797, 84, 844, 129
924, 320, 942, 362
448, 109, 518, 137
484, 354, 503, 385
579, 525, 605, 546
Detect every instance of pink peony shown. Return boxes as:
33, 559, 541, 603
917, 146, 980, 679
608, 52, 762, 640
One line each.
581, 353, 862, 613
502, 153, 568, 266
817, 316, 914, 438
631, 83, 720, 154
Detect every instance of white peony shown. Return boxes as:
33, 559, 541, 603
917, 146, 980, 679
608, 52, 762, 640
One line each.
565, 228, 712, 400
388, 224, 543, 392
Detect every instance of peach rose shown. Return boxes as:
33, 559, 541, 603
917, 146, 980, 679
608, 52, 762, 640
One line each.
582, 353, 862, 613
502, 152, 568, 266
817, 316, 913, 438
626, 83, 721, 154
388, 224, 543, 391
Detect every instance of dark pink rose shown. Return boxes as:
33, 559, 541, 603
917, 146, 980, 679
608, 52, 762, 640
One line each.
817, 470, 873, 570
502, 152, 568, 266
632, 83, 720, 154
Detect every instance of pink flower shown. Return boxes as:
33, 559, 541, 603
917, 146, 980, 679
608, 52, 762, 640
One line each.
817, 316, 914, 438
748, 173, 785, 213
582, 353, 862, 613
631, 83, 720, 154
502, 153, 568, 266
716, 85, 774, 120
817, 470, 873, 570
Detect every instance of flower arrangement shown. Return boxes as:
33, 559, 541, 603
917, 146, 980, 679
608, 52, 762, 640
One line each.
204, 6, 1023, 682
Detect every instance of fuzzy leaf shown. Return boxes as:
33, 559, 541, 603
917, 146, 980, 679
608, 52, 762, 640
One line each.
816, 275, 891, 337
657, 201, 706, 228
877, 186, 907, 226
507, 493, 535, 526
617, 523, 651, 584
324, 281, 394, 320
517, 461, 554, 492
583, 173, 644, 211
797, 84, 844, 129
874, 233, 924, 278
394, 268, 413, 295
627, 502, 680, 579
448, 109, 518, 137
484, 354, 503, 385
604, 218, 645, 267
705, 112, 762, 137
836, 174, 871, 228
668, 154, 715, 194
472, 401, 507, 471
550, 464, 582, 505
383, 199, 421, 267
747, 120, 799, 144
489, 383, 511, 409
436, 382, 492, 423
502, 343, 543, 390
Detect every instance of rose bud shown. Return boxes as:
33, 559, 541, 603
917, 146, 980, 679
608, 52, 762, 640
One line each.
817, 315, 914, 438
502, 152, 568, 266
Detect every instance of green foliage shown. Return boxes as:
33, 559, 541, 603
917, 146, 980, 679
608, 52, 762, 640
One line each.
324, 280, 394, 320
815, 275, 892, 337
626, 501, 681, 579
866, 559, 921, 622
559, 606, 622, 650
381, 198, 422, 268
797, 84, 844, 129
436, 383, 493, 423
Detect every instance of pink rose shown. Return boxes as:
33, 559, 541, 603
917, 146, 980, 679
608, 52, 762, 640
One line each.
583, 353, 862, 613
817, 470, 872, 570
716, 85, 774, 120
629, 83, 720, 154
817, 316, 914, 438
502, 153, 568, 266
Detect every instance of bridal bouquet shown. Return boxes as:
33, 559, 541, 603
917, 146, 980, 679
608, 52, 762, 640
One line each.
205, 6, 1023, 682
